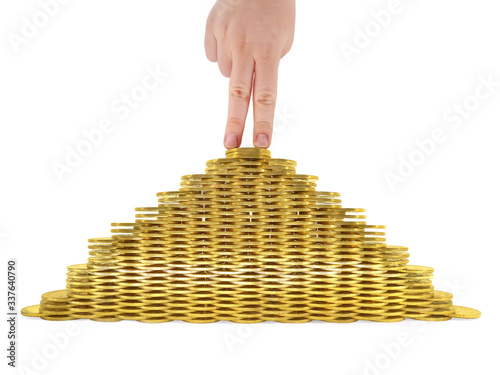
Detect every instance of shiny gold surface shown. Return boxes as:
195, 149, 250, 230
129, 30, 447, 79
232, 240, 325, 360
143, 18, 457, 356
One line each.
451, 306, 481, 319
21, 148, 479, 323
21, 305, 42, 317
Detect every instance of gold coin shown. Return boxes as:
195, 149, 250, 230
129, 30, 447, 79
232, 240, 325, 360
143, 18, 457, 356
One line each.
21, 305, 42, 317
405, 306, 435, 313
41, 315, 75, 321
88, 237, 114, 243
41, 290, 70, 302
40, 302, 70, 310
91, 317, 122, 322
433, 290, 453, 301
322, 317, 358, 323
138, 318, 174, 323
406, 265, 434, 274
363, 316, 405, 323
430, 307, 454, 316
67, 264, 88, 272
39, 308, 71, 316
412, 315, 452, 321
404, 301, 433, 308
430, 301, 453, 308
451, 306, 481, 319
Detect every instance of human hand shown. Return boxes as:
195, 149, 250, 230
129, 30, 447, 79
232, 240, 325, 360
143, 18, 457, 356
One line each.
205, 0, 295, 149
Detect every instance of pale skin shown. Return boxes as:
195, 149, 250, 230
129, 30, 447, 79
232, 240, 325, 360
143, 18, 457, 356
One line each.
205, 0, 295, 149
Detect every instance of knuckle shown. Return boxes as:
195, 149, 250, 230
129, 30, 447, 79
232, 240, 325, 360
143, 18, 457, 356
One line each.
230, 86, 250, 101
255, 93, 276, 106
254, 44, 279, 62
235, 33, 248, 51
227, 116, 244, 127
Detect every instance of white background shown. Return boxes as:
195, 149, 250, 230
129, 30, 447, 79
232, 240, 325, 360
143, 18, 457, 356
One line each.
1, 0, 499, 374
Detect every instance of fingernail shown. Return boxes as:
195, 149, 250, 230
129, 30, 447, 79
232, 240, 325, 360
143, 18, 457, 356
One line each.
225, 133, 238, 148
255, 134, 268, 148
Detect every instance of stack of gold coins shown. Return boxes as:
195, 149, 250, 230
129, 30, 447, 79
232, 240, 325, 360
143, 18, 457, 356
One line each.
135, 206, 171, 323
378, 246, 409, 322
329, 209, 366, 323
405, 289, 455, 321
207, 153, 260, 323
21, 147, 480, 324
231, 157, 266, 323
308, 191, 341, 322
182, 174, 218, 323
66, 264, 91, 299
425, 290, 455, 320
258, 169, 291, 321
155, 191, 192, 321
39, 290, 72, 321
279, 174, 317, 323
70, 238, 116, 320
67, 263, 94, 320
86, 236, 122, 322
354, 225, 390, 322
405, 265, 435, 320
206, 165, 245, 322
107, 234, 142, 321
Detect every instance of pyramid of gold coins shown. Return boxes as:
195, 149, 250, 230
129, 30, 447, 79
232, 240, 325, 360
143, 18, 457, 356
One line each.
22, 148, 480, 323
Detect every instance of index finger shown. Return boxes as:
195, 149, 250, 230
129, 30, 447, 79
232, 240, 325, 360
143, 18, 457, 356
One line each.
253, 57, 280, 149
224, 56, 254, 149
